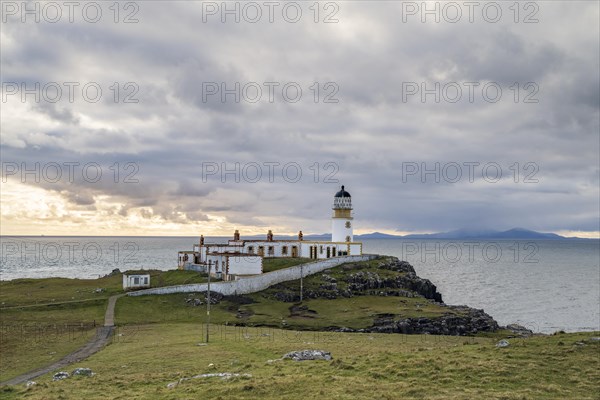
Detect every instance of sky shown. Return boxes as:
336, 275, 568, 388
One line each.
1, 1, 599, 238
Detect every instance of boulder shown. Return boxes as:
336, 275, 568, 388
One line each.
52, 371, 70, 381
201, 291, 224, 304
192, 372, 251, 379
104, 268, 121, 277
72, 367, 94, 376
167, 372, 252, 387
186, 298, 203, 306
506, 323, 534, 337
167, 381, 179, 389
496, 339, 510, 348
283, 350, 332, 361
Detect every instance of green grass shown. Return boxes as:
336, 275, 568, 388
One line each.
241, 295, 450, 330
0, 300, 107, 382
262, 258, 311, 273
1, 299, 107, 325
2, 324, 598, 399
0, 327, 97, 384
0, 270, 208, 308
0, 276, 122, 308
114, 293, 464, 333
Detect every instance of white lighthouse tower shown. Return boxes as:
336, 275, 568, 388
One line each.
332, 185, 353, 242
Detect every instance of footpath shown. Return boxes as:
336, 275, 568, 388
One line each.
0, 294, 125, 386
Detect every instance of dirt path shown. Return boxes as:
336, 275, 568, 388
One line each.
0, 294, 125, 386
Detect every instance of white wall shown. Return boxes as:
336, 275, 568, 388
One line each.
129, 255, 376, 297
227, 255, 263, 275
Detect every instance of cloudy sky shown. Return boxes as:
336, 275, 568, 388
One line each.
1, 1, 598, 237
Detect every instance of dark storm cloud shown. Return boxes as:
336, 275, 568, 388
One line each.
1, 1, 598, 234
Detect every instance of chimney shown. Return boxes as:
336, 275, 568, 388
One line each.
234, 230, 240, 241
267, 230, 273, 242
298, 231, 303, 241
199, 235, 204, 246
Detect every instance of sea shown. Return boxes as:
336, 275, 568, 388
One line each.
1, 236, 598, 334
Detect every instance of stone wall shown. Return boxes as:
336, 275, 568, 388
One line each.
127, 254, 377, 297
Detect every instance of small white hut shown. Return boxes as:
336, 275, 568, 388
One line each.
123, 274, 151, 290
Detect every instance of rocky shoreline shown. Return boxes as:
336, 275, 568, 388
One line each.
339, 305, 500, 336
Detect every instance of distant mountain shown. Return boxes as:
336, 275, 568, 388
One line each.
487, 228, 564, 239
303, 233, 331, 240
355, 232, 400, 239
403, 228, 567, 240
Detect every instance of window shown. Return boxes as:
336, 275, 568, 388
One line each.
320, 246, 323, 254
144, 277, 148, 285
268, 246, 274, 255
282, 246, 288, 255
133, 277, 139, 285
345, 236, 351, 242
345, 221, 351, 228
248, 246, 254, 254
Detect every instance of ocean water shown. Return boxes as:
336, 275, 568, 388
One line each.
364, 239, 600, 334
1, 236, 598, 334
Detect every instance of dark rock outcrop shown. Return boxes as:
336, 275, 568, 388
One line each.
367, 305, 499, 335
346, 270, 442, 302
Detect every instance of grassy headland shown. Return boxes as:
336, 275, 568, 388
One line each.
0, 256, 598, 398
1, 324, 598, 399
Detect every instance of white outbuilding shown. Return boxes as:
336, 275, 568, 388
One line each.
123, 273, 151, 290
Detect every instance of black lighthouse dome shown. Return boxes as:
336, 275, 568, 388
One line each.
334, 185, 351, 198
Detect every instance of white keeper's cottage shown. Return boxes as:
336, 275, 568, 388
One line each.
177, 185, 362, 280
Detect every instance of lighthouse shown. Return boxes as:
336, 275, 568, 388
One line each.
332, 185, 353, 242
179, 184, 363, 273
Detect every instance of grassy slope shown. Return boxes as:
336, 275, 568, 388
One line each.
0, 270, 211, 308
0, 329, 97, 385
2, 324, 598, 399
0, 270, 209, 382
0, 301, 106, 382
115, 294, 450, 329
